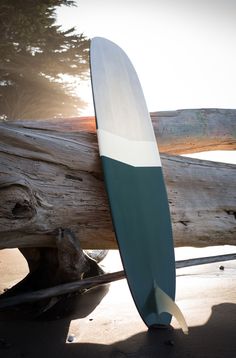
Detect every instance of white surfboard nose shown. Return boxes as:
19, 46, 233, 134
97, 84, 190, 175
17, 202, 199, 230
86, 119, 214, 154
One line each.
90, 37, 157, 142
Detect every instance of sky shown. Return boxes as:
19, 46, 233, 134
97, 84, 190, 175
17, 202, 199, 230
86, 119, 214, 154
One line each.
56, 0, 236, 163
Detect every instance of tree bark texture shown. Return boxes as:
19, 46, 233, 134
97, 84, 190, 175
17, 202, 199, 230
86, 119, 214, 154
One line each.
0, 109, 235, 249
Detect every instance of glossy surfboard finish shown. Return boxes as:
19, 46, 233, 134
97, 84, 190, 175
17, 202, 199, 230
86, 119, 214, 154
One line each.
90, 37, 176, 327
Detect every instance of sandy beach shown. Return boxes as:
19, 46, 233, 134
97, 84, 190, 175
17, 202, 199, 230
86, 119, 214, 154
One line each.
0, 246, 236, 358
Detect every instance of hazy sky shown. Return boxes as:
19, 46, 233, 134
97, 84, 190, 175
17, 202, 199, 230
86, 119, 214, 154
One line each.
57, 0, 236, 113
57, 1, 236, 163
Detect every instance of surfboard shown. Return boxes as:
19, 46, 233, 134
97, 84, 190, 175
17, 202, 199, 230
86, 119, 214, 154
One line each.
90, 37, 187, 333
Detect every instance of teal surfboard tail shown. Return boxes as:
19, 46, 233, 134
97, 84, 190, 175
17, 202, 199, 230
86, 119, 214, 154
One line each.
101, 156, 176, 326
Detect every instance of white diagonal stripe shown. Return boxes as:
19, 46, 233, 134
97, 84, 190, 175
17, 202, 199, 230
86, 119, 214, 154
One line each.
97, 129, 161, 167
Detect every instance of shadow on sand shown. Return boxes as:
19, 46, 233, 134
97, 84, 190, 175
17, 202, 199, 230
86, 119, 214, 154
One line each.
0, 285, 235, 358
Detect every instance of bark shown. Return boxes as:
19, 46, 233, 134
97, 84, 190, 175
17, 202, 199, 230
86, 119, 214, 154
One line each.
0, 111, 235, 249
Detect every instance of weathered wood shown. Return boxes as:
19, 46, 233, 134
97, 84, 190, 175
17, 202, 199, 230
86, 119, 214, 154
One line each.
175, 253, 236, 268
151, 108, 236, 154
0, 228, 103, 310
0, 113, 235, 249
0, 253, 236, 310
0, 271, 125, 310
8, 108, 236, 154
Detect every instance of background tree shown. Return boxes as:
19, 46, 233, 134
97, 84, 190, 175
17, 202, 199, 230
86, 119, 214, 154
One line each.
0, 0, 90, 120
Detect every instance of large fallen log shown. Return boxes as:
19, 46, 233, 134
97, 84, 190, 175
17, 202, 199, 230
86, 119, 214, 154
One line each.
0, 112, 235, 249
7, 108, 236, 154
151, 108, 236, 154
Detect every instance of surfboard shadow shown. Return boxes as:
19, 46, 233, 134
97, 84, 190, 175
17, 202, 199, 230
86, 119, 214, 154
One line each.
0, 301, 235, 357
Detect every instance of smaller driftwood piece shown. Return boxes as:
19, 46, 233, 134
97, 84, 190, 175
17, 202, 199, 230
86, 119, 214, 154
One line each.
0, 253, 235, 310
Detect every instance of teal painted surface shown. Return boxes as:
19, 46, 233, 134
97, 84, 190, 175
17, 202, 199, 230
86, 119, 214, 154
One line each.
101, 156, 176, 326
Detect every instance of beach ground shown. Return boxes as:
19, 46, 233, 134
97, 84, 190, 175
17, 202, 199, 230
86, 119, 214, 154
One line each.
0, 246, 235, 358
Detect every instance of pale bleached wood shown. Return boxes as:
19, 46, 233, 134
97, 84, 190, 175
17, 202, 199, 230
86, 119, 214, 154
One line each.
0, 114, 235, 249
0, 271, 125, 309
151, 108, 236, 154
8, 108, 236, 154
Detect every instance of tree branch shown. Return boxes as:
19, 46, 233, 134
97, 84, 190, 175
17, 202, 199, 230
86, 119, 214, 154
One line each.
0, 253, 235, 310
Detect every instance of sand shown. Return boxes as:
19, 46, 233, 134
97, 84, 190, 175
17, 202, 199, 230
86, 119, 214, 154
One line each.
0, 247, 236, 358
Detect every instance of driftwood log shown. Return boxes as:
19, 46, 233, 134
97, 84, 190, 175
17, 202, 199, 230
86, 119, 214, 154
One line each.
0, 109, 236, 250
0, 108, 235, 302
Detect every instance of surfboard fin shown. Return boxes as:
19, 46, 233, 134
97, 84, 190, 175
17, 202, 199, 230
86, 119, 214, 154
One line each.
154, 280, 189, 335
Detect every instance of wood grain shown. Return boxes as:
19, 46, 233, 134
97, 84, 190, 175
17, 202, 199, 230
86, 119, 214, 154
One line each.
0, 112, 235, 249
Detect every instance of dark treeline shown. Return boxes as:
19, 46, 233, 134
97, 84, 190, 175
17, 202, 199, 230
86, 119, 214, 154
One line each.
0, 0, 90, 120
